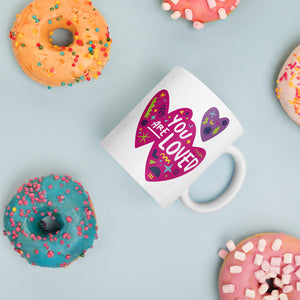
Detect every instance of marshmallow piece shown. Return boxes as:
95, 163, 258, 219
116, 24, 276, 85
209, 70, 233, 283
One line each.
262, 260, 271, 272
296, 267, 300, 279
218, 249, 228, 259
283, 264, 294, 274
283, 253, 293, 264
254, 270, 266, 280
206, 0, 216, 9
162, 3, 171, 10
226, 240, 236, 252
242, 242, 254, 253
274, 277, 283, 289
271, 257, 281, 266
296, 282, 300, 292
171, 11, 181, 19
279, 294, 289, 300
282, 274, 291, 285
258, 276, 267, 284
170, 0, 179, 4
272, 239, 282, 251
295, 255, 300, 266
266, 272, 277, 279
245, 289, 255, 299
193, 21, 204, 30
258, 239, 267, 252
184, 9, 193, 21
254, 254, 264, 266
272, 290, 279, 297
258, 283, 269, 295
218, 8, 227, 20
270, 266, 280, 274
264, 296, 277, 300
230, 266, 242, 274
234, 251, 246, 261
283, 285, 293, 293
263, 296, 276, 300
222, 284, 235, 293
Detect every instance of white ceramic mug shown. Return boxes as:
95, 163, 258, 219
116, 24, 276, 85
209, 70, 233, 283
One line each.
101, 67, 247, 213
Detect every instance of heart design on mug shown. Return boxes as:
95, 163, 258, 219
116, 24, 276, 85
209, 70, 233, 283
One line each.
200, 107, 229, 142
135, 89, 206, 182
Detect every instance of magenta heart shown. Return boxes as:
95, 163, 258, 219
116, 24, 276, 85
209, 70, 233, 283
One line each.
135, 90, 206, 182
200, 107, 229, 142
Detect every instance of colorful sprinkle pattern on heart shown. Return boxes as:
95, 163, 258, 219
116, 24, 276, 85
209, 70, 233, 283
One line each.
135, 89, 230, 182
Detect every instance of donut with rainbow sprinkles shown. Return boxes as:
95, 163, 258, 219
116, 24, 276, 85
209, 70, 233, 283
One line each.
9, 0, 111, 88
218, 233, 300, 300
3, 174, 98, 268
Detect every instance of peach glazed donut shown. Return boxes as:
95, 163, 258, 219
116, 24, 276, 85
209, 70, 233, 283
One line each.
161, 0, 241, 29
218, 233, 300, 300
9, 0, 111, 88
3, 175, 98, 268
276, 45, 300, 126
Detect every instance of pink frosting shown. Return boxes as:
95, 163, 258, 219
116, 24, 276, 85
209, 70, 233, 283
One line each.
162, 0, 241, 23
218, 233, 300, 300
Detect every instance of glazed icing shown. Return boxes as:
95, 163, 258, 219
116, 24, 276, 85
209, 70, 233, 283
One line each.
9, 0, 111, 87
3, 175, 98, 268
218, 233, 300, 300
161, 0, 241, 29
276, 45, 300, 126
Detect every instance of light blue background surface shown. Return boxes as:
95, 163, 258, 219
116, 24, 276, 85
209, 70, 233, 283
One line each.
1, 0, 300, 299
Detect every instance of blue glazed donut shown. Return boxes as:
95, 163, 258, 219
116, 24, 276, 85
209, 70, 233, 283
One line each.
3, 175, 98, 268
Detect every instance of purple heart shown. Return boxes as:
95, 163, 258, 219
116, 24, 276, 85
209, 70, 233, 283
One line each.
201, 107, 229, 142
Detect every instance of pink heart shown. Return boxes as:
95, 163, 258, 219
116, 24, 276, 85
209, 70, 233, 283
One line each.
135, 90, 206, 182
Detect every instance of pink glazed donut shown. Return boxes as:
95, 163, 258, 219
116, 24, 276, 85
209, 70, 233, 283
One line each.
218, 233, 300, 300
161, 0, 241, 29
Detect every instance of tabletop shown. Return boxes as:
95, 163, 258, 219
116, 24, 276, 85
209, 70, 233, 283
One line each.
1, 0, 300, 299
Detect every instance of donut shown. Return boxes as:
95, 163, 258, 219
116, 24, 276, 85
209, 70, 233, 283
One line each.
3, 175, 98, 268
218, 233, 300, 300
276, 45, 300, 126
161, 0, 241, 29
9, 0, 112, 88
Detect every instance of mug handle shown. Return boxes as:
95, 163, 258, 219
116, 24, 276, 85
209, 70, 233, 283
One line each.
179, 144, 247, 214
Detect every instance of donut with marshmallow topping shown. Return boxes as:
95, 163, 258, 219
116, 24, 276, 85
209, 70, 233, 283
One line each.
162, 0, 241, 29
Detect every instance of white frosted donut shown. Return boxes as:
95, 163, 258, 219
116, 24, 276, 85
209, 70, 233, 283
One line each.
276, 45, 300, 125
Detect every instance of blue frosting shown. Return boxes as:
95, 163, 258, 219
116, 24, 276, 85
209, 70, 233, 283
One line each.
3, 175, 98, 268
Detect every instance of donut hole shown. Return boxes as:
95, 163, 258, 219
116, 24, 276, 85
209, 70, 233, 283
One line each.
40, 215, 62, 235
50, 28, 73, 47
265, 278, 279, 294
